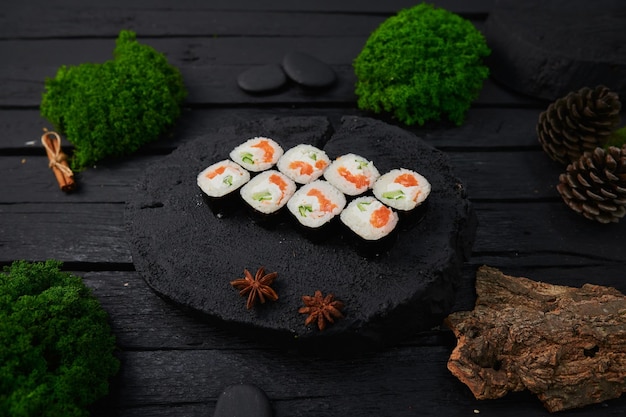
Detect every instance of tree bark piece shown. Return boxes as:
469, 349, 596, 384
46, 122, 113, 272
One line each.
445, 265, 626, 412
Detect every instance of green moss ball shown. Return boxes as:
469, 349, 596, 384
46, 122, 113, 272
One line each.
353, 3, 490, 126
40, 30, 187, 170
0, 261, 119, 417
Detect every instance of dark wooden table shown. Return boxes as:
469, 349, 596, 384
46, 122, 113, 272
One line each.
1, 1, 624, 416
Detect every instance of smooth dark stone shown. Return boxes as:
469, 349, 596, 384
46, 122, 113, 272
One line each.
126, 116, 476, 353
484, 0, 626, 100
237, 64, 287, 94
281, 51, 336, 89
213, 384, 273, 417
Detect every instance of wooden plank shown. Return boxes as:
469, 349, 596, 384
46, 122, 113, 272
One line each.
1, 10, 392, 39
449, 150, 564, 200
0, 107, 545, 152
0, 155, 156, 204
0, 203, 131, 264
406, 107, 544, 149
92, 393, 624, 417
0, 37, 541, 108
2, 36, 366, 72
0, 110, 49, 149
90, 347, 624, 417
99, 347, 468, 407
0, 3, 492, 40
472, 201, 626, 262
0, 149, 562, 203
2, 201, 623, 265
1, 0, 494, 16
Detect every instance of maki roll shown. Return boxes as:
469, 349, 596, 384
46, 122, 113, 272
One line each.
341, 196, 398, 241
197, 159, 250, 198
287, 180, 346, 241
340, 196, 399, 257
277, 144, 330, 184
229, 137, 284, 172
323, 153, 380, 196
373, 169, 431, 211
373, 168, 431, 228
240, 170, 296, 221
197, 159, 250, 217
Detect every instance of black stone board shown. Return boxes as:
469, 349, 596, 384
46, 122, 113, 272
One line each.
125, 116, 476, 352
484, 0, 626, 101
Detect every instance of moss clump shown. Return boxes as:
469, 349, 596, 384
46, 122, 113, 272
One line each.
353, 3, 490, 126
40, 30, 187, 170
0, 260, 119, 417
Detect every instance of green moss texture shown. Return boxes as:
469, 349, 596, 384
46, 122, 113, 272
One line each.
353, 3, 490, 126
0, 261, 119, 417
40, 30, 187, 170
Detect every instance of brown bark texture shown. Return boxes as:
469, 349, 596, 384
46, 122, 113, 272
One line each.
445, 265, 626, 412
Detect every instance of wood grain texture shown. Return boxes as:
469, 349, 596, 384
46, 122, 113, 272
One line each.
2, 201, 624, 268
1, 151, 563, 202
0, 107, 545, 151
2, 1, 625, 416
0, 39, 539, 108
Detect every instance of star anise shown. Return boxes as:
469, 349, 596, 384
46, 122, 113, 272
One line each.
298, 290, 344, 331
230, 267, 278, 309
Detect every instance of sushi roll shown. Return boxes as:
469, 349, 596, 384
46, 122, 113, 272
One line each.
229, 137, 284, 172
197, 159, 250, 198
240, 169, 296, 216
287, 180, 346, 240
373, 168, 431, 211
323, 153, 380, 196
340, 196, 399, 241
340, 196, 399, 257
197, 159, 250, 217
277, 144, 331, 184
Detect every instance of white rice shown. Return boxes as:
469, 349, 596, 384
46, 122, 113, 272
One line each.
197, 159, 250, 197
287, 180, 346, 228
323, 153, 380, 196
239, 170, 296, 214
277, 144, 331, 184
340, 196, 398, 240
373, 168, 431, 211
229, 137, 284, 172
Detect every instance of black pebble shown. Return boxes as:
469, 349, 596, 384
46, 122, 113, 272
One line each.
213, 384, 273, 417
237, 64, 287, 94
281, 51, 336, 89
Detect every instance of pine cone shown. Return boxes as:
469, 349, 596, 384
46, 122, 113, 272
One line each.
556, 145, 626, 223
537, 85, 621, 165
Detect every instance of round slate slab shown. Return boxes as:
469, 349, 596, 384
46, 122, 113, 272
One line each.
484, 0, 626, 101
125, 116, 476, 352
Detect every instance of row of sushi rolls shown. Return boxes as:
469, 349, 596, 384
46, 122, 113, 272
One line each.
197, 137, 431, 245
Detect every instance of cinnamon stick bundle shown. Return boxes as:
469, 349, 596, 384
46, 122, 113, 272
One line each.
445, 266, 626, 412
41, 130, 75, 192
